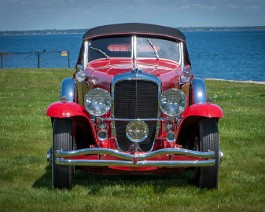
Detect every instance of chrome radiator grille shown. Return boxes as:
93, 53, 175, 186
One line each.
113, 80, 159, 152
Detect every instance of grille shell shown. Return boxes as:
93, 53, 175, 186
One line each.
113, 79, 159, 152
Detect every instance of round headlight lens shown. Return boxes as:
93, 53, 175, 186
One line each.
160, 89, 186, 117
126, 121, 149, 143
84, 88, 112, 116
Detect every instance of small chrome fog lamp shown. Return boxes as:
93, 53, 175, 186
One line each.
166, 132, 176, 142
126, 121, 149, 143
97, 130, 108, 141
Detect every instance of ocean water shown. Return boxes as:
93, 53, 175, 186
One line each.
185, 30, 265, 82
0, 30, 265, 81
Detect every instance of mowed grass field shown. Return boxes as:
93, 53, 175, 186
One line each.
0, 69, 264, 211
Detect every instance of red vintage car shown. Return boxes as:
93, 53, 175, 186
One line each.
46, 23, 223, 189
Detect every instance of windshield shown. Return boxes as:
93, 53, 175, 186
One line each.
88, 36, 131, 61
136, 37, 180, 62
87, 36, 181, 63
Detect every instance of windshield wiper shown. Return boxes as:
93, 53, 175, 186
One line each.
147, 39, 159, 59
90, 46, 110, 59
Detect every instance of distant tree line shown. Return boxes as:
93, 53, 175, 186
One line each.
1, 26, 264, 36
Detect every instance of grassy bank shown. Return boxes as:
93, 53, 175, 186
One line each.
0, 69, 264, 211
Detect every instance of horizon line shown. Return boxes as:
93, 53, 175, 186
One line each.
1, 25, 265, 33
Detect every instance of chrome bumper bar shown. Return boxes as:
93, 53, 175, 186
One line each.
54, 148, 217, 167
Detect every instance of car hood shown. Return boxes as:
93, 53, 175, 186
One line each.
85, 58, 182, 91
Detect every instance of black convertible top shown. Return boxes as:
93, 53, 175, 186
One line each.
83, 23, 186, 42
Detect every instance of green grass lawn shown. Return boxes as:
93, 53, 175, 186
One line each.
0, 69, 264, 211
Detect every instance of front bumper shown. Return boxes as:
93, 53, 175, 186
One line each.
53, 148, 218, 168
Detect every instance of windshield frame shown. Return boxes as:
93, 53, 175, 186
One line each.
84, 35, 183, 66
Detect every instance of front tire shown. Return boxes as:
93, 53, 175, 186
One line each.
52, 118, 74, 189
196, 118, 220, 189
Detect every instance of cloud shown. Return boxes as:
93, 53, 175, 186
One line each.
226, 4, 240, 9
244, 5, 260, 10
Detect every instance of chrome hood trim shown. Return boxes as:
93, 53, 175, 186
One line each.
111, 69, 161, 86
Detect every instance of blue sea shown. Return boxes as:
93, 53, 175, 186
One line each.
0, 30, 265, 81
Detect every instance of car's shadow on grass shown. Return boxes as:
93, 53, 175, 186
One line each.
33, 165, 52, 188
33, 165, 197, 193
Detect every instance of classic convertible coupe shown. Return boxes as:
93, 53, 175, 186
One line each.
46, 23, 223, 189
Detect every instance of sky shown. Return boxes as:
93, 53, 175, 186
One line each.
0, 0, 265, 31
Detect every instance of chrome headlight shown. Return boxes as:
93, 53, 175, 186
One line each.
160, 89, 186, 117
126, 121, 149, 143
84, 88, 112, 116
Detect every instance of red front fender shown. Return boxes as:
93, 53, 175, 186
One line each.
182, 103, 223, 119
46, 102, 89, 118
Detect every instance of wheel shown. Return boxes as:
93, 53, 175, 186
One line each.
52, 118, 74, 189
196, 118, 220, 189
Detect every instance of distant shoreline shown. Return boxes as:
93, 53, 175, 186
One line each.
205, 78, 265, 85
1, 26, 265, 36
